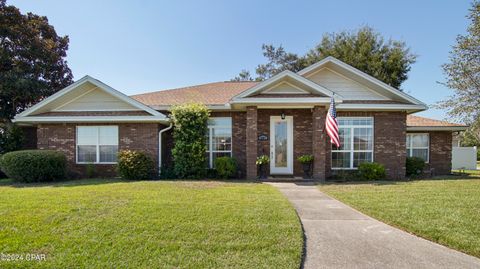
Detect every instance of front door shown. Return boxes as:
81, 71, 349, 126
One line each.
270, 116, 293, 175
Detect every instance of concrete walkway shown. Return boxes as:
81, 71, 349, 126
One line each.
269, 182, 480, 269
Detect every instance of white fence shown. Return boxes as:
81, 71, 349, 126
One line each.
452, 146, 477, 170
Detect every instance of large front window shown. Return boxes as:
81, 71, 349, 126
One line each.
406, 133, 429, 162
206, 117, 232, 168
332, 117, 374, 169
77, 126, 119, 163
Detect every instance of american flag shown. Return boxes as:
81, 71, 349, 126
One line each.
326, 97, 340, 148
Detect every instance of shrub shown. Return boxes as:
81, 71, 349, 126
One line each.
215, 157, 237, 179
171, 103, 210, 179
160, 166, 177, 179
0, 124, 24, 154
0, 150, 66, 182
331, 170, 359, 181
406, 157, 425, 176
358, 162, 386, 181
298, 154, 314, 164
256, 155, 270, 166
117, 150, 155, 180
85, 162, 96, 178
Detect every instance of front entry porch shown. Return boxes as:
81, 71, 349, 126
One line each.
245, 106, 328, 181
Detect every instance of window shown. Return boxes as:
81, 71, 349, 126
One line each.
406, 133, 429, 162
332, 117, 374, 169
77, 126, 119, 163
206, 117, 232, 168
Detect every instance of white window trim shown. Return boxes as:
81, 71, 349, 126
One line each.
406, 133, 430, 163
332, 117, 375, 170
206, 117, 233, 168
76, 126, 119, 164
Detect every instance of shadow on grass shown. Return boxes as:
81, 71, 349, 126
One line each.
0, 177, 260, 188
316, 173, 480, 186
0, 177, 127, 188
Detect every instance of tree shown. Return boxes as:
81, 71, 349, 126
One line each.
234, 27, 416, 89
231, 69, 254, 82
0, 0, 73, 122
437, 1, 480, 128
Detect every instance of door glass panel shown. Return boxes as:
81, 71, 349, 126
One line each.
275, 121, 288, 168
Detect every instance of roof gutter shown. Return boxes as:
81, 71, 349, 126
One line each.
407, 126, 468, 131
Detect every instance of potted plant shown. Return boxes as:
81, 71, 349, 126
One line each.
298, 154, 314, 179
256, 155, 270, 179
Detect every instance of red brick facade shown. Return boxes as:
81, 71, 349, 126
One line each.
408, 131, 452, 175
37, 123, 161, 177
33, 109, 452, 180
428, 131, 453, 175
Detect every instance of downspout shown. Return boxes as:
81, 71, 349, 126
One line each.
158, 122, 173, 175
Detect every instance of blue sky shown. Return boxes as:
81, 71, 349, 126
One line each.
10, 0, 472, 120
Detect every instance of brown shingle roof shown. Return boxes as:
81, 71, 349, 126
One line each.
131, 81, 258, 106
407, 115, 467, 127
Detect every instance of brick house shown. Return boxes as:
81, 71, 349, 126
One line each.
13, 57, 467, 180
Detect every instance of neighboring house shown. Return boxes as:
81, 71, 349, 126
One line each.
13, 57, 468, 180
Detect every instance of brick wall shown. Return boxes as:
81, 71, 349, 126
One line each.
312, 106, 327, 180
334, 111, 407, 180
408, 131, 452, 175
256, 109, 314, 177
246, 107, 258, 179
37, 123, 161, 177
428, 131, 452, 175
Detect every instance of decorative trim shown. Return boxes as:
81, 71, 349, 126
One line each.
13, 115, 169, 123
406, 126, 468, 131
232, 70, 341, 100
262, 81, 310, 94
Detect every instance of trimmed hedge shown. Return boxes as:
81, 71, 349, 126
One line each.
0, 150, 67, 182
406, 157, 425, 176
358, 162, 386, 181
171, 103, 210, 179
214, 156, 237, 179
117, 150, 155, 180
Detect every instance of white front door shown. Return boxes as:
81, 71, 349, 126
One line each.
270, 116, 294, 175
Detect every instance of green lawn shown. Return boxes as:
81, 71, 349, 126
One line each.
319, 177, 480, 258
0, 179, 303, 268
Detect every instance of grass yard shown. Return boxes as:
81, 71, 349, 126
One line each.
0, 179, 303, 268
319, 177, 480, 258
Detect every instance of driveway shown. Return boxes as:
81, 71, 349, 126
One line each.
269, 182, 480, 269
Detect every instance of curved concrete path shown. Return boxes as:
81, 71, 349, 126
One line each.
268, 182, 480, 269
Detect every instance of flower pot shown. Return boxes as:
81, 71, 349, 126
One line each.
302, 163, 312, 179
258, 165, 268, 179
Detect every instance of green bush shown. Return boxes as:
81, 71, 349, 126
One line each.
0, 124, 25, 154
0, 150, 66, 182
215, 156, 237, 179
358, 162, 386, 181
406, 157, 425, 176
160, 166, 177, 179
85, 162, 96, 178
171, 103, 210, 179
297, 154, 314, 164
117, 150, 155, 180
331, 170, 359, 181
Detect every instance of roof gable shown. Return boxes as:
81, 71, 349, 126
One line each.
54, 87, 140, 111
306, 67, 390, 101
14, 76, 168, 122
298, 56, 427, 106
233, 70, 339, 100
